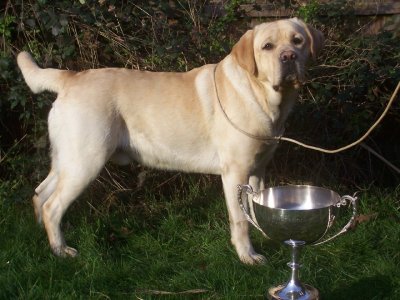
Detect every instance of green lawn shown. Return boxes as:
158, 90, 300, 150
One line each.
0, 174, 399, 299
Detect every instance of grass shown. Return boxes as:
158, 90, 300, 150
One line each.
0, 169, 399, 299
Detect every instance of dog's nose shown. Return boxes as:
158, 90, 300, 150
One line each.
280, 50, 297, 63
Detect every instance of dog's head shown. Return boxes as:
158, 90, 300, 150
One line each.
231, 18, 324, 91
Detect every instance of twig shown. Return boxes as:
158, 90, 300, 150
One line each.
155, 173, 181, 189
135, 288, 209, 295
0, 134, 27, 164
360, 143, 400, 174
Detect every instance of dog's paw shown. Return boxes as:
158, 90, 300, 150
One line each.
51, 245, 78, 258
239, 251, 267, 265
232, 235, 267, 265
64, 246, 78, 257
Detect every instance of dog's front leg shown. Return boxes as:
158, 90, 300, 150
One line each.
222, 167, 266, 265
248, 165, 267, 222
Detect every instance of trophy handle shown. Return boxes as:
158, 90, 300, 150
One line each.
237, 184, 267, 237
313, 194, 358, 246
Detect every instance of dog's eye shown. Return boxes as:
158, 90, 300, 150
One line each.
293, 37, 303, 45
263, 43, 274, 50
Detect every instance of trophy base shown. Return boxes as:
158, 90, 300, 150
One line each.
267, 284, 319, 300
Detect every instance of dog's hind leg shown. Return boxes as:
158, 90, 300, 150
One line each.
40, 96, 120, 257
41, 157, 105, 257
41, 119, 112, 256
33, 168, 58, 224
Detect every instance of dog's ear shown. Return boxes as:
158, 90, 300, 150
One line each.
231, 29, 257, 75
292, 18, 324, 61
306, 25, 324, 61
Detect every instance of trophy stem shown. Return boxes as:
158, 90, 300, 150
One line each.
268, 240, 319, 300
287, 239, 304, 289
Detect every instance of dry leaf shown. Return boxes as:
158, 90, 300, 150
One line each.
351, 213, 378, 229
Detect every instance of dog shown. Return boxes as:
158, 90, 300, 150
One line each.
17, 17, 324, 264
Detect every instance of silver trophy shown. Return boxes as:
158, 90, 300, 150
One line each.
238, 184, 358, 300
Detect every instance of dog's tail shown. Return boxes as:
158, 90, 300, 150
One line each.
17, 51, 73, 94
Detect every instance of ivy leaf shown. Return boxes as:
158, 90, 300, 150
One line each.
59, 15, 68, 27
51, 26, 60, 36
25, 19, 36, 28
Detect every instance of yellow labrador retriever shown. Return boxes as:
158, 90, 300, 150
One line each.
17, 18, 323, 264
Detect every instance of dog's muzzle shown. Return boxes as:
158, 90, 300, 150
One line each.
272, 50, 303, 91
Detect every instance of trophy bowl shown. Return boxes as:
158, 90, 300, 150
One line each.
238, 185, 358, 300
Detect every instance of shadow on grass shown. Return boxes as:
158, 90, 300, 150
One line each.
326, 275, 393, 300
253, 237, 282, 254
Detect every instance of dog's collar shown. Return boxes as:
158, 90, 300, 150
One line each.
212, 63, 283, 143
